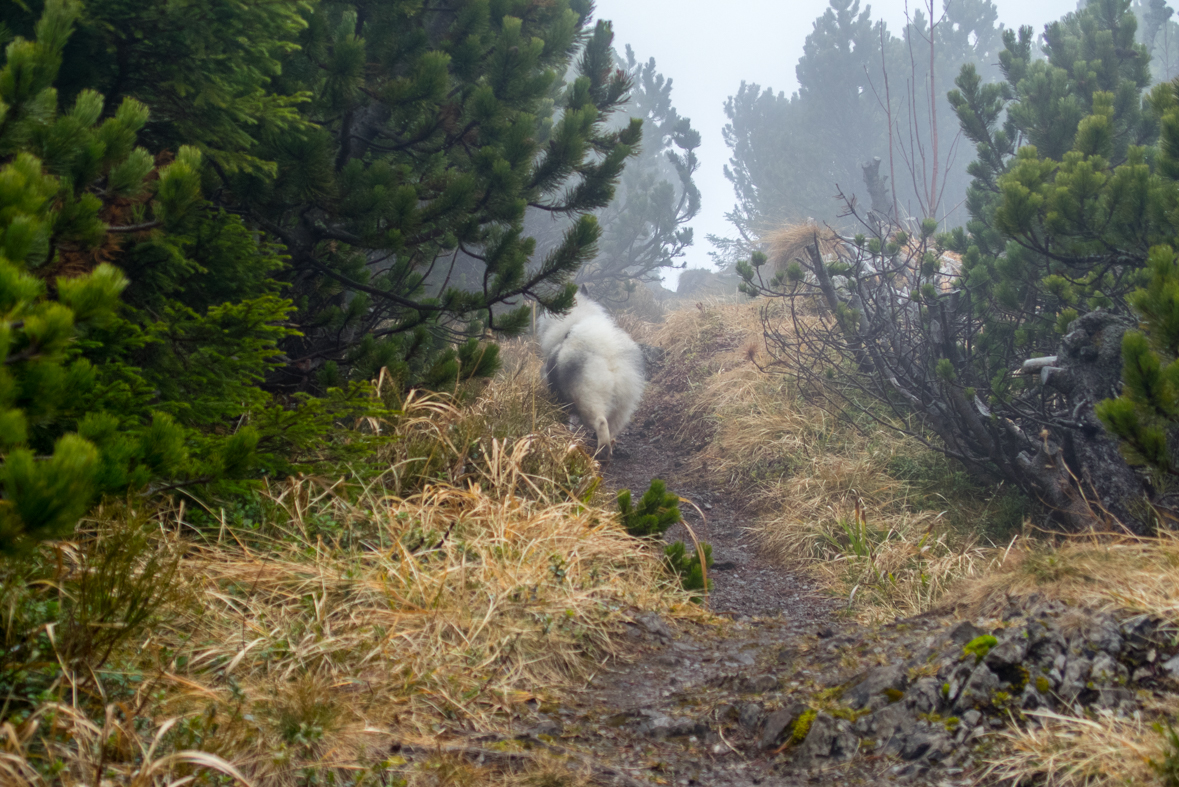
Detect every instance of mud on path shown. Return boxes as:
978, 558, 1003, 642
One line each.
524, 366, 975, 786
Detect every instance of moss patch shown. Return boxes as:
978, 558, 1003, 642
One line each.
791, 709, 818, 743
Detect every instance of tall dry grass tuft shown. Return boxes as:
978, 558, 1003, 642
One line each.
952, 532, 1179, 623
651, 300, 1027, 621
374, 341, 597, 500
984, 708, 1173, 787
761, 222, 842, 273
0, 341, 686, 784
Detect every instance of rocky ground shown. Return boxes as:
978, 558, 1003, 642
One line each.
504, 345, 1179, 786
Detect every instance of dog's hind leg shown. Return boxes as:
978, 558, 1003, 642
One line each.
591, 414, 612, 460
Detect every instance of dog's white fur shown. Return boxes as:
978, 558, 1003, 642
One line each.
538, 298, 645, 459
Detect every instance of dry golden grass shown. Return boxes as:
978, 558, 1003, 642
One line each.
984, 708, 1171, 787
0, 343, 687, 785
952, 532, 1179, 624
649, 300, 1024, 622
761, 222, 842, 272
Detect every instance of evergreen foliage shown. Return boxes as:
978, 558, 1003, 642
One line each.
4, 0, 641, 390
574, 46, 700, 298
0, 0, 197, 549
1097, 245, 1179, 473
238, 0, 640, 388
738, 0, 1179, 532
0, 0, 378, 551
616, 480, 712, 598
664, 540, 713, 598
617, 478, 681, 537
943, 0, 1157, 398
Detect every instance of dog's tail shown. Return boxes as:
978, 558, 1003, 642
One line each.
592, 413, 612, 460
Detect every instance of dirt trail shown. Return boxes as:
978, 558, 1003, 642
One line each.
509, 332, 995, 786
507, 317, 1165, 787
611, 397, 833, 623
520, 387, 908, 786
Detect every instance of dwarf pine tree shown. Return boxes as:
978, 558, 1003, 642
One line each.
248, 1, 639, 389
4, 0, 636, 390
0, 0, 196, 549
617, 479, 681, 537
574, 46, 701, 299
1097, 246, 1179, 473
737, 0, 1179, 531
664, 540, 713, 599
0, 0, 376, 550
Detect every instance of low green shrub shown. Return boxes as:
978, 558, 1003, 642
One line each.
617, 479, 681, 537
664, 540, 713, 600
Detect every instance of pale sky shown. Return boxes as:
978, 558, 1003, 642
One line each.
590, 0, 1082, 284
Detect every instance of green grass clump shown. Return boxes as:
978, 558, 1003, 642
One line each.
1151, 721, 1179, 787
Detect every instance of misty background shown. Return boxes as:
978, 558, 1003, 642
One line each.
591, 0, 1086, 287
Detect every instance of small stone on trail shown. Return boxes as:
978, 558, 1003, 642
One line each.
796, 713, 857, 765
741, 674, 778, 694
532, 719, 562, 737
635, 612, 672, 641
845, 665, 907, 710
739, 702, 762, 729
759, 702, 807, 750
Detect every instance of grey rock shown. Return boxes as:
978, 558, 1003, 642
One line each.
1086, 614, 1123, 654
640, 714, 707, 738
741, 674, 778, 694
795, 713, 858, 765
985, 630, 1029, 668
638, 343, 666, 370
1029, 627, 1068, 670
1019, 683, 1048, 710
845, 665, 907, 710
532, 719, 562, 737
873, 703, 917, 755
1095, 687, 1135, 709
943, 659, 980, 705
738, 702, 762, 729
949, 621, 986, 645
906, 677, 944, 715
1060, 656, 1093, 702
961, 710, 982, 729
858, 711, 877, 739
1089, 652, 1127, 685
1161, 654, 1179, 679
903, 646, 935, 673
759, 702, 806, 750
634, 612, 672, 641
954, 663, 1000, 711
901, 731, 951, 762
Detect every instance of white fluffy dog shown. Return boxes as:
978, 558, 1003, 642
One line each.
538, 297, 645, 459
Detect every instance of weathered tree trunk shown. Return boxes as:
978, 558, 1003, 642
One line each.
1029, 311, 1152, 534
861, 157, 892, 223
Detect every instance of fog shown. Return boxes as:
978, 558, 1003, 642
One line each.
590, 0, 1082, 286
